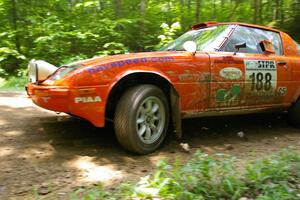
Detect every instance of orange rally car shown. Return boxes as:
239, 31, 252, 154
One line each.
26, 22, 300, 154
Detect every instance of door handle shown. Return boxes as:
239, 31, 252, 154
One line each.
277, 61, 288, 70
277, 61, 287, 65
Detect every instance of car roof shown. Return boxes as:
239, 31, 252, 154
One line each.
192, 22, 281, 33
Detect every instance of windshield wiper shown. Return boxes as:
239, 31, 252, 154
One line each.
167, 48, 179, 52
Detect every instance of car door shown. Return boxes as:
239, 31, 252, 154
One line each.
209, 25, 292, 109
240, 27, 291, 107
243, 53, 291, 107
208, 52, 245, 109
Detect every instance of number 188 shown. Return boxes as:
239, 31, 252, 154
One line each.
249, 72, 272, 91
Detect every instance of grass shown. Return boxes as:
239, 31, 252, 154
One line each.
68, 148, 300, 200
0, 76, 27, 92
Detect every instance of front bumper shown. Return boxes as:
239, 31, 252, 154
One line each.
26, 83, 107, 127
26, 84, 70, 112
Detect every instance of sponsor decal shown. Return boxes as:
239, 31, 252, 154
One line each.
216, 85, 241, 103
277, 87, 287, 96
220, 67, 242, 80
74, 96, 102, 103
41, 97, 51, 103
87, 57, 175, 74
244, 60, 277, 100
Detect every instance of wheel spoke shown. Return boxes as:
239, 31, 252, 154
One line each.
151, 103, 159, 114
136, 118, 145, 124
153, 115, 161, 121
145, 100, 152, 112
138, 125, 146, 136
145, 127, 152, 140
135, 95, 166, 145
140, 106, 147, 114
150, 123, 158, 133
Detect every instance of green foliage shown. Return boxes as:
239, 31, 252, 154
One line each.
0, 0, 299, 79
156, 22, 181, 49
99, 42, 129, 56
69, 148, 300, 200
0, 47, 26, 62
0, 47, 26, 76
141, 153, 245, 200
0, 69, 28, 90
69, 185, 110, 200
75, 0, 99, 8
245, 149, 300, 200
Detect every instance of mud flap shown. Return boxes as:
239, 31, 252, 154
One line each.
170, 87, 182, 139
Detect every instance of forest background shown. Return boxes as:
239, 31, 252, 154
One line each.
0, 0, 299, 83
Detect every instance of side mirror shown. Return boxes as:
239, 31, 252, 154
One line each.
234, 42, 247, 55
260, 40, 275, 54
183, 41, 197, 55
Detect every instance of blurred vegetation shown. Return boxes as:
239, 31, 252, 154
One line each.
69, 148, 300, 200
0, 0, 300, 81
0, 70, 27, 91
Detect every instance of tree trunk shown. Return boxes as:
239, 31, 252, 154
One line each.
221, 0, 225, 8
253, 0, 263, 24
279, 0, 284, 24
113, 0, 122, 18
68, 0, 73, 10
99, 0, 104, 10
253, 0, 258, 24
8, 0, 21, 73
187, 0, 191, 10
227, 1, 240, 20
180, 0, 185, 29
258, 0, 262, 24
140, 0, 146, 16
212, 0, 217, 20
195, 0, 201, 23
140, 0, 147, 34
273, 0, 280, 21
10, 0, 20, 53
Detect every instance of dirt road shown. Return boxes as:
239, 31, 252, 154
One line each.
1, 92, 300, 199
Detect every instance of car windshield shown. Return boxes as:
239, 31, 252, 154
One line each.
50, 64, 83, 81
160, 25, 231, 52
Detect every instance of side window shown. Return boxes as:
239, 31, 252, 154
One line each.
252, 28, 283, 55
223, 26, 259, 53
222, 26, 283, 55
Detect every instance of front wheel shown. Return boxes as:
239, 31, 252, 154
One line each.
114, 85, 169, 154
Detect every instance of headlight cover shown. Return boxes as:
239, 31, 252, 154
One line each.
28, 60, 37, 83
28, 60, 58, 83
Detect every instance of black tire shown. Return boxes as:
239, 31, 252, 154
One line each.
114, 84, 169, 154
288, 98, 300, 127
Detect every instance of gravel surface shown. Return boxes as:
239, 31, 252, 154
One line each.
0, 92, 300, 199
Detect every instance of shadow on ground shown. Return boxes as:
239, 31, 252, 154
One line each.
1, 92, 300, 199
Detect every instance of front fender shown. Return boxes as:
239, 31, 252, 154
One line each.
109, 66, 173, 91
107, 67, 182, 139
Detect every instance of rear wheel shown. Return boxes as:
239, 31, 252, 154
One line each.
288, 98, 300, 127
114, 85, 169, 154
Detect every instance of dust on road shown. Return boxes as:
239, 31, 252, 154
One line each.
0, 92, 300, 199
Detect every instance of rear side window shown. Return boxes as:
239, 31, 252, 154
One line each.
223, 26, 283, 55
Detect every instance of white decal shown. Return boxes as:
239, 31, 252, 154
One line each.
244, 60, 277, 101
220, 67, 242, 80
41, 97, 50, 103
75, 96, 102, 103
